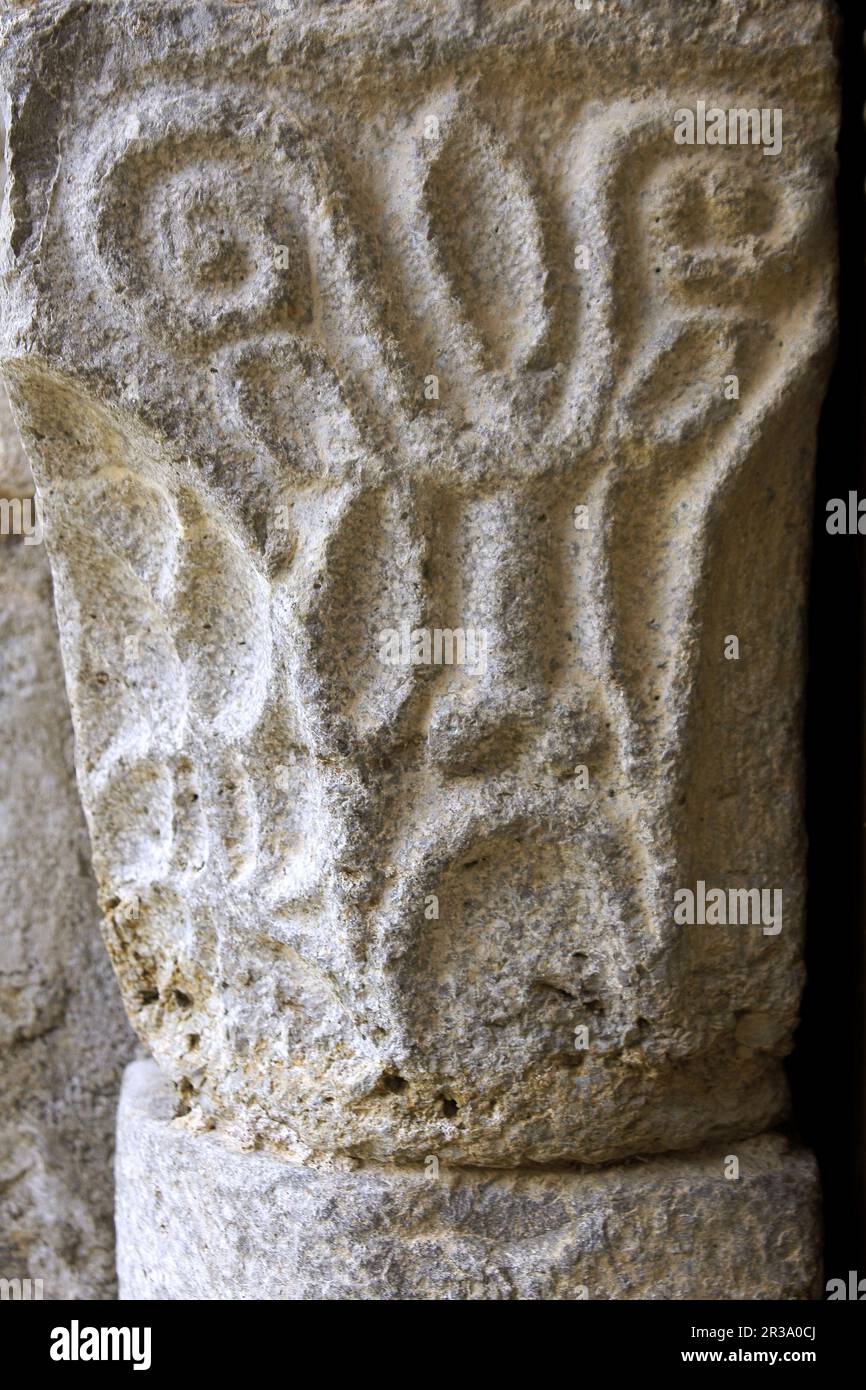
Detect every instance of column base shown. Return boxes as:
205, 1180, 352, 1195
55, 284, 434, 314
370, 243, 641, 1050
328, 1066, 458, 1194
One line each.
116, 1060, 821, 1301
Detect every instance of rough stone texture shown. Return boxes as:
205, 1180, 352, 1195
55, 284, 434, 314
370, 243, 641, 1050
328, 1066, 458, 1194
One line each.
0, 0, 838, 1297
0, 382, 136, 1298
117, 1058, 821, 1301
0, 0, 838, 1170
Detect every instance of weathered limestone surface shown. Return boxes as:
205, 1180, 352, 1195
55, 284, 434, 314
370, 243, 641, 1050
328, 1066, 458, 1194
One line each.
0, 0, 838, 1298
0, 369, 135, 1298
118, 1059, 821, 1301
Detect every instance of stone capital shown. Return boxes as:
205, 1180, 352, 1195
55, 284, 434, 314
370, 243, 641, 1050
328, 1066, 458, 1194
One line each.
0, 0, 838, 1297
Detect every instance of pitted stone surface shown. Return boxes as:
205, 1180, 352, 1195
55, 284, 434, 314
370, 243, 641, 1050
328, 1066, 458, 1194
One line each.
0, 374, 135, 1299
117, 1059, 821, 1301
0, 1, 838, 1172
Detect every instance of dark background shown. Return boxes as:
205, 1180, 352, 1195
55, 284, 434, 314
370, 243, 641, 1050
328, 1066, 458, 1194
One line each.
790, 0, 866, 1282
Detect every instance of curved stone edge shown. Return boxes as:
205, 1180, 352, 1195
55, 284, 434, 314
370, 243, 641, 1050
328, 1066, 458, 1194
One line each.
0, 365, 136, 1299
117, 1060, 821, 1301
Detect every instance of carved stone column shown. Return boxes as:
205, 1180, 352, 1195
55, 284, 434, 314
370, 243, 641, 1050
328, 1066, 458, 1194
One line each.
1, 0, 837, 1299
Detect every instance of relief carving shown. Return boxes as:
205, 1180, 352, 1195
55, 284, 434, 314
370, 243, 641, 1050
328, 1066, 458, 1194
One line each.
0, 7, 836, 1178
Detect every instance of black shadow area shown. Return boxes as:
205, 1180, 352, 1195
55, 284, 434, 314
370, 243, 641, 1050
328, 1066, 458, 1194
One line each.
789, 0, 866, 1283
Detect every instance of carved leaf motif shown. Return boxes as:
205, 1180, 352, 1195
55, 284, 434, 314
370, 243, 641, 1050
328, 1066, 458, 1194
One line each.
602, 130, 826, 785
170, 496, 272, 743
227, 338, 364, 482
422, 116, 548, 374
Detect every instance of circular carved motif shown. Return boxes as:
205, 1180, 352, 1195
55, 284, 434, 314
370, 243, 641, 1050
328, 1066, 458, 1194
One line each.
91, 97, 317, 348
